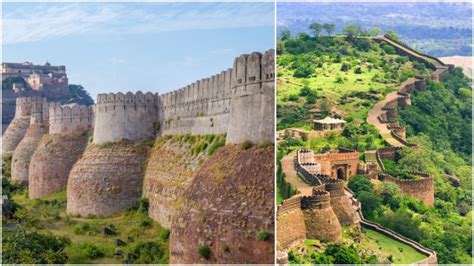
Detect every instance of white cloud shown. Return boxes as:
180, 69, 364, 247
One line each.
2, 3, 274, 45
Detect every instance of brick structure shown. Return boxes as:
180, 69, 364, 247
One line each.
380, 172, 434, 206
277, 197, 306, 249
313, 149, 360, 180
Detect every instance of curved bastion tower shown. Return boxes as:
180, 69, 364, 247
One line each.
67, 92, 158, 217
2, 97, 42, 156
28, 104, 93, 199
11, 98, 55, 185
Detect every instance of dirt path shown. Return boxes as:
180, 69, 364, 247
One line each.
366, 78, 419, 147
281, 151, 313, 196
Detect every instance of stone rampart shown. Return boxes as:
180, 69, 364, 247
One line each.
10, 98, 50, 185
226, 49, 275, 144
93, 91, 159, 144
29, 133, 89, 199
379, 172, 434, 206
2, 96, 46, 155
49, 104, 94, 134
301, 189, 341, 242
277, 197, 306, 249
67, 143, 149, 216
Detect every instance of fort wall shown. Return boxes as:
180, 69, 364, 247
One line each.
10, 99, 50, 185
380, 172, 434, 206
29, 133, 89, 199
93, 92, 159, 144
2, 96, 46, 155
67, 143, 149, 216
277, 197, 306, 249
49, 104, 94, 134
301, 189, 341, 242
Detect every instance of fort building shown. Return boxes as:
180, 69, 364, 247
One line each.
313, 116, 346, 131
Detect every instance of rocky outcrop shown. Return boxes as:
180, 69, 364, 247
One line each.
67, 142, 149, 217
28, 132, 89, 199
170, 145, 274, 264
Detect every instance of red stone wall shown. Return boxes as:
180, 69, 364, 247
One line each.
67, 143, 149, 217
28, 133, 88, 199
169, 145, 274, 264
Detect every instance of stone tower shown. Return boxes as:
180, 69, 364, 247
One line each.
11, 98, 50, 185
301, 189, 342, 241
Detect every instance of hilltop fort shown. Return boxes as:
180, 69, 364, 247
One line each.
2, 49, 275, 264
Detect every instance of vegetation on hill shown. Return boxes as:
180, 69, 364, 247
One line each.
277, 22, 472, 264
67, 84, 94, 106
277, 30, 429, 131
398, 69, 472, 160
2, 76, 28, 90
2, 155, 169, 264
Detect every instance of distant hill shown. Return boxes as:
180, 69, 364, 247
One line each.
277, 2, 472, 57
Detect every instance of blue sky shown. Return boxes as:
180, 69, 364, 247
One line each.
2, 2, 275, 98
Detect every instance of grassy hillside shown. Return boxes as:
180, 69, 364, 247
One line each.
277, 30, 472, 263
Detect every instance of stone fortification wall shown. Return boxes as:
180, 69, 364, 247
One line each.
226, 50, 275, 144
67, 143, 149, 216
28, 103, 93, 198
169, 145, 274, 263
29, 133, 89, 199
93, 91, 159, 144
277, 197, 306, 249
301, 189, 341, 242
10, 98, 50, 185
380, 172, 434, 206
49, 104, 94, 134
377, 147, 401, 161
2, 96, 46, 155
143, 136, 208, 228
159, 69, 232, 136
313, 150, 360, 179
323, 178, 360, 225
89, 49, 274, 145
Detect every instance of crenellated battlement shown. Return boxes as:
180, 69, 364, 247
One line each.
49, 104, 94, 134
15, 96, 46, 117
96, 91, 159, 106
301, 190, 331, 209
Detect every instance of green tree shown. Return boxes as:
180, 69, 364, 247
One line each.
370, 27, 382, 37
280, 29, 291, 41
343, 25, 362, 40
348, 175, 374, 197
325, 244, 362, 264
2, 228, 71, 264
358, 191, 381, 218
323, 23, 335, 36
309, 23, 323, 37
386, 30, 400, 41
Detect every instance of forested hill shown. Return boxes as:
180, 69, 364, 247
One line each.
277, 2, 472, 57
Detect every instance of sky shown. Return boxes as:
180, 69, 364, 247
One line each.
2, 2, 275, 98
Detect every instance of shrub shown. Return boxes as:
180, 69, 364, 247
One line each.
129, 241, 166, 263
138, 197, 149, 213
324, 244, 362, 264
160, 229, 170, 241
257, 230, 271, 241
198, 245, 211, 260
2, 228, 70, 264
240, 140, 253, 150
73, 222, 101, 235
207, 138, 225, 156
348, 175, 373, 196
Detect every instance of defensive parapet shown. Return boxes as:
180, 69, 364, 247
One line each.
277, 196, 306, 249
379, 172, 434, 206
93, 91, 159, 144
49, 104, 94, 134
2, 96, 46, 155
301, 189, 341, 241
226, 49, 275, 144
